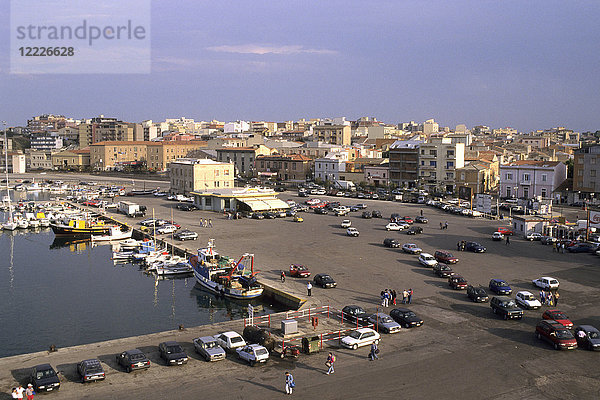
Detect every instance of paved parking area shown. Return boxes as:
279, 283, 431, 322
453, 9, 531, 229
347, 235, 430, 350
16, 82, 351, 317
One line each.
3, 173, 600, 399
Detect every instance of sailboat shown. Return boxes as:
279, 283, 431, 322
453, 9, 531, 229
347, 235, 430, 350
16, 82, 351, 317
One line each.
2, 126, 17, 231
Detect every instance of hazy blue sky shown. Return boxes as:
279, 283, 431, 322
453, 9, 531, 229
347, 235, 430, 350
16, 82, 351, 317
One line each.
1, 1, 599, 132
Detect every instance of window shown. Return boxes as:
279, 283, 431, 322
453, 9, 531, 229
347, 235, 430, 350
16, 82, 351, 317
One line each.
591, 157, 597, 164
506, 187, 512, 197
446, 161, 454, 168
205, 197, 212, 206
429, 150, 437, 157
541, 174, 547, 182
506, 173, 513, 180
522, 174, 530, 181
461, 173, 465, 181
578, 170, 583, 176
447, 150, 454, 157
523, 187, 529, 198
541, 188, 547, 197
421, 161, 425, 166
591, 170, 597, 177
429, 161, 437, 167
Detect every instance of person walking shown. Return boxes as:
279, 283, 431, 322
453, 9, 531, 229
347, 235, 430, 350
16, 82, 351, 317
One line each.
505, 235, 510, 245
383, 290, 390, 307
11, 388, 17, 399
547, 291, 554, 306
307, 281, 312, 297
25, 384, 34, 400
15, 385, 24, 400
284, 371, 295, 395
552, 241, 557, 252
402, 289, 408, 304
326, 352, 335, 375
420, 209, 423, 216
457, 241, 461, 251
554, 291, 560, 306
392, 289, 397, 305
440, 222, 443, 230
540, 290, 545, 304
369, 342, 379, 361
208, 219, 213, 228
408, 288, 413, 304
444, 221, 448, 230
561, 242, 566, 253
281, 270, 286, 283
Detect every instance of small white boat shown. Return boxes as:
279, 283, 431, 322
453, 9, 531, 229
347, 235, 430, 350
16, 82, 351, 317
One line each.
155, 262, 193, 275
39, 218, 51, 227
3, 221, 18, 231
118, 238, 144, 250
17, 218, 29, 229
112, 251, 136, 261
91, 226, 133, 242
28, 219, 41, 228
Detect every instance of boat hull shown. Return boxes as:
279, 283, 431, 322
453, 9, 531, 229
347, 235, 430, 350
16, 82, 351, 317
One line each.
51, 223, 111, 237
192, 267, 263, 300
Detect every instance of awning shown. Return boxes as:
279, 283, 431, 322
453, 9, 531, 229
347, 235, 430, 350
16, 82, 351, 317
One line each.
238, 197, 291, 211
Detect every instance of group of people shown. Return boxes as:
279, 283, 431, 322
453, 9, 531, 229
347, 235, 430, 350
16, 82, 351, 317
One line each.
540, 289, 560, 306
199, 218, 213, 228
439, 221, 449, 230
224, 212, 242, 220
380, 288, 413, 306
11, 384, 35, 400
552, 241, 567, 253
457, 240, 467, 251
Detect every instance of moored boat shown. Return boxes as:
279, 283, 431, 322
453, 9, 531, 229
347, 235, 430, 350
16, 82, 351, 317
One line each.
51, 219, 111, 237
91, 226, 133, 242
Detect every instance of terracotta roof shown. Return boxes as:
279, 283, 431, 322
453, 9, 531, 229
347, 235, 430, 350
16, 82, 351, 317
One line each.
215, 147, 256, 151
91, 141, 149, 146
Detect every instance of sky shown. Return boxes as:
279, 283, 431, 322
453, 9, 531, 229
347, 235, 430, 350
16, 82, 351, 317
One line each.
1, 0, 599, 132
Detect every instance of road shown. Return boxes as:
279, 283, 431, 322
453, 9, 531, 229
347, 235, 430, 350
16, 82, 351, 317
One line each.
1, 172, 598, 399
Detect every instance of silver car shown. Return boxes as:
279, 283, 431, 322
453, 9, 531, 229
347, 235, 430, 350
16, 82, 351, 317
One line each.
193, 336, 226, 362
367, 313, 401, 334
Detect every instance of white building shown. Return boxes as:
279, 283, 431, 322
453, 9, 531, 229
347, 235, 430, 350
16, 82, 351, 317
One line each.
314, 152, 349, 182
423, 119, 439, 135
419, 137, 465, 193
499, 160, 566, 200
224, 121, 250, 133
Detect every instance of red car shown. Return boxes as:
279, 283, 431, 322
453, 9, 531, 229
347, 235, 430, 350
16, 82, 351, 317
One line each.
434, 250, 459, 264
542, 309, 573, 329
448, 275, 468, 290
536, 320, 577, 350
497, 227, 514, 236
289, 264, 311, 278
401, 216, 414, 224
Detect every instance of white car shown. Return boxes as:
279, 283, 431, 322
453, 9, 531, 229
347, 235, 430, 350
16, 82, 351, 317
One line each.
402, 243, 422, 254
341, 219, 352, 228
515, 291, 542, 310
340, 327, 381, 350
156, 224, 177, 234
525, 232, 543, 241
532, 277, 560, 290
213, 331, 246, 351
385, 223, 402, 231
418, 253, 438, 267
305, 198, 321, 205
491, 232, 504, 241
347, 227, 360, 237
236, 344, 270, 366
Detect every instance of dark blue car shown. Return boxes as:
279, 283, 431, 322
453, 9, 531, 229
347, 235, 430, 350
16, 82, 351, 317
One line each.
489, 279, 512, 295
465, 241, 486, 253
567, 243, 597, 253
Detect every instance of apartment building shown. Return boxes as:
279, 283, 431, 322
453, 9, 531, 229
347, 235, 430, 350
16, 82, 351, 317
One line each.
30, 132, 64, 151
499, 160, 566, 199
455, 163, 493, 195
27, 114, 66, 132
216, 145, 274, 176
418, 137, 465, 193
52, 149, 90, 170
29, 151, 53, 170
388, 138, 422, 187
314, 152, 349, 182
254, 154, 313, 182
574, 145, 600, 194
169, 159, 234, 194
312, 124, 351, 146
78, 117, 143, 148
364, 163, 389, 186
148, 142, 209, 171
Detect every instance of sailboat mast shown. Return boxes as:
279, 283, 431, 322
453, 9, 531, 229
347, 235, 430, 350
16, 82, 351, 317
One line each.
3, 121, 13, 223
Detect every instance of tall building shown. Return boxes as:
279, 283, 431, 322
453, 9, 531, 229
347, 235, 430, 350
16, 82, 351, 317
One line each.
418, 137, 465, 193
78, 117, 143, 148
169, 159, 234, 194
312, 122, 351, 146
216, 146, 274, 177
388, 138, 422, 187
27, 114, 66, 132
30, 132, 64, 151
423, 119, 439, 135
574, 145, 600, 195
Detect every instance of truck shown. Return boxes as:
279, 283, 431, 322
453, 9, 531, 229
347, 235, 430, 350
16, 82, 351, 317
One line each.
333, 180, 356, 191
118, 201, 146, 217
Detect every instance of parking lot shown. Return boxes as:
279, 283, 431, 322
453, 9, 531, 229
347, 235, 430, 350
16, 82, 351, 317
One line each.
3, 174, 600, 399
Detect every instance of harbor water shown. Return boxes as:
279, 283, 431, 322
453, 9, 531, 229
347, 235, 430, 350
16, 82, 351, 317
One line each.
0, 228, 283, 358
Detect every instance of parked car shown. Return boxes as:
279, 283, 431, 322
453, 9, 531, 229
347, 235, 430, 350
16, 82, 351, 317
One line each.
77, 359, 105, 383
515, 291, 542, 310
383, 238, 401, 248
355, 203, 368, 209
176, 203, 197, 211
497, 227, 514, 235
536, 320, 577, 350
251, 213, 265, 220
313, 273, 337, 288
448, 275, 468, 290
214, 331, 246, 351
434, 250, 458, 264
193, 336, 226, 361
526, 232, 543, 241
289, 264, 311, 278
367, 313, 401, 333
542, 309, 574, 329
340, 219, 352, 228
342, 305, 370, 326
418, 253, 438, 267
401, 216, 414, 224
173, 230, 198, 241
567, 243, 597, 253
30, 364, 61, 392
340, 327, 381, 350
466, 285, 489, 302
490, 296, 523, 320
236, 344, 270, 366
314, 208, 328, 215
362, 211, 372, 219
140, 218, 160, 227
573, 325, 600, 351
389, 308, 423, 328
156, 224, 177, 234
491, 232, 504, 241
293, 216, 304, 222
540, 236, 558, 245
489, 279, 512, 295
158, 341, 188, 366
465, 241, 486, 253
346, 227, 360, 237
433, 263, 454, 278
415, 216, 428, 223
402, 243, 422, 254
371, 210, 382, 218
406, 226, 423, 235
532, 277, 560, 290
116, 349, 151, 372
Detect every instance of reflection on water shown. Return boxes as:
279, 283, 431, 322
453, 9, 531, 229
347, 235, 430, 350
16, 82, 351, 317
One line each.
190, 286, 271, 323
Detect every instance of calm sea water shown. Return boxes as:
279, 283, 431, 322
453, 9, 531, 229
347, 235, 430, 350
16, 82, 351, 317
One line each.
0, 229, 282, 358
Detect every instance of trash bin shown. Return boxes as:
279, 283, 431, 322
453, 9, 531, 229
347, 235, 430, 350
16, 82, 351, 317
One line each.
302, 336, 320, 354
281, 319, 298, 335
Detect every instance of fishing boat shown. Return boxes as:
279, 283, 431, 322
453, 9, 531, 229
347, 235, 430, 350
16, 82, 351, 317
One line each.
91, 226, 133, 242
51, 219, 111, 237
154, 262, 193, 276
111, 250, 136, 261
118, 238, 146, 250
189, 239, 263, 300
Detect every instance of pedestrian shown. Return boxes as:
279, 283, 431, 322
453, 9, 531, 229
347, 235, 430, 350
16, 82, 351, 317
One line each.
15, 385, 24, 400
383, 290, 390, 307
369, 341, 379, 361
444, 221, 448, 230
540, 290, 545, 304
554, 291, 560, 306
552, 242, 557, 252
440, 222, 443, 230
307, 281, 312, 297
548, 291, 554, 306
402, 289, 408, 304
11, 388, 17, 400
208, 219, 213, 228
392, 289, 397, 305
562, 242, 566, 253
420, 209, 423, 216
284, 371, 295, 395
325, 352, 335, 375
281, 270, 286, 283
457, 241, 461, 251
25, 384, 34, 400
408, 288, 413, 304
506, 235, 510, 245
